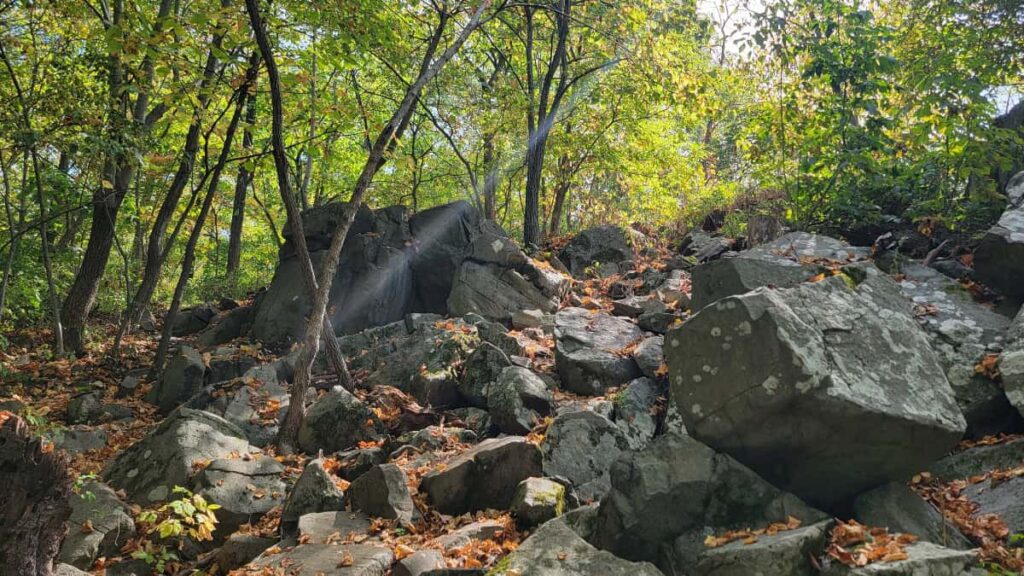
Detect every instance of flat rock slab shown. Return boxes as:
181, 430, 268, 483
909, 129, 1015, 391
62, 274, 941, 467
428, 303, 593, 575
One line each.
820, 542, 977, 575
666, 267, 965, 509
852, 483, 971, 550
694, 520, 832, 576
964, 475, 1024, 537
248, 543, 394, 576
489, 519, 662, 576
927, 437, 1024, 482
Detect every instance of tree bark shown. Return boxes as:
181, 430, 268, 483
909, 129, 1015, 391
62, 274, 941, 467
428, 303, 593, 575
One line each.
227, 84, 258, 275
0, 414, 73, 576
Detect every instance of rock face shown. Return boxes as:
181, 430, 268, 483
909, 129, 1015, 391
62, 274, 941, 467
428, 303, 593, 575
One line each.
250, 203, 414, 345
191, 456, 286, 535
559, 225, 637, 278
692, 520, 832, 576
148, 345, 207, 414
419, 437, 542, 514
690, 232, 868, 310
281, 458, 346, 527
555, 308, 643, 396
297, 388, 384, 454
592, 433, 824, 565
852, 483, 971, 550
898, 264, 1017, 437
665, 268, 966, 509
541, 410, 632, 502
58, 482, 135, 569
448, 221, 569, 323
974, 171, 1024, 298
249, 200, 566, 345
964, 474, 1024, 538
103, 408, 252, 505
185, 365, 287, 447
490, 519, 662, 576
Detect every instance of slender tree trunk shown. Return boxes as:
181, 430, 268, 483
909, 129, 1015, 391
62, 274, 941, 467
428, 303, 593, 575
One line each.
244, 0, 352, 394
0, 151, 23, 326
482, 135, 497, 220
30, 150, 64, 355
153, 82, 251, 374
261, 0, 492, 453
523, 139, 546, 246
227, 90, 257, 275
111, 6, 231, 358
62, 0, 173, 356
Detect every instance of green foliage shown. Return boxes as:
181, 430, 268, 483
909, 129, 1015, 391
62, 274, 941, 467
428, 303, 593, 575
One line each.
133, 486, 221, 574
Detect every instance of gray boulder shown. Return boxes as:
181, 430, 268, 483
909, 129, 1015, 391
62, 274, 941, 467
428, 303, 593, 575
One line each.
196, 305, 254, 348
148, 345, 207, 414
927, 437, 1024, 481
247, 544, 394, 576
394, 550, 446, 576
185, 365, 287, 447
103, 408, 252, 505
511, 477, 566, 529
541, 410, 632, 502
408, 200, 482, 313
819, 542, 977, 575
191, 455, 286, 536
559, 225, 637, 279
489, 518, 662, 576
487, 366, 553, 435
690, 232, 868, 310
172, 302, 218, 337
898, 264, 1017, 437
206, 346, 259, 384
297, 388, 384, 454
1001, 306, 1024, 419
54, 426, 108, 455
420, 437, 543, 514
964, 474, 1024, 539
58, 482, 135, 569
297, 511, 373, 543
974, 171, 1024, 298
460, 342, 512, 407
691, 520, 832, 576
613, 377, 660, 449
852, 483, 971, 550
555, 308, 643, 396
335, 447, 388, 481
281, 458, 346, 527
213, 534, 276, 572
665, 268, 966, 509
347, 464, 416, 524
592, 433, 825, 564
632, 336, 664, 380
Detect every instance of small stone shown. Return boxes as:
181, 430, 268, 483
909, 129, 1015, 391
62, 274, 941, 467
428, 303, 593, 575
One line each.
511, 477, 566, 529
347, 464, 416, 524
281, 458, 345, 529
393, 550, 446, 576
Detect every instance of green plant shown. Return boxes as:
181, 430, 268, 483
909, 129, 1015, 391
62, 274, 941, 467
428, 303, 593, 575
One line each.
72, 472, 99, 503
133, 486, 221, 573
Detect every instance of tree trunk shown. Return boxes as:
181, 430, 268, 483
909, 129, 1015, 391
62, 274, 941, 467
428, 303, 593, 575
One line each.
0, 151, 24, 326
153, 80, 251, 374
227, 89, 257, 275
482, 135, 497, 220
62, 0, 173, 356
0, 414, 73, 576
30, 149, 64, 355
262, 0, 492, 453
523, 139, 546, 247
244, 0, 353, 397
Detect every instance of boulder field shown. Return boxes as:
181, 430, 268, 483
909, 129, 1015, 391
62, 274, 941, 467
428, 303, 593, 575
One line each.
62, 181, 1024, 575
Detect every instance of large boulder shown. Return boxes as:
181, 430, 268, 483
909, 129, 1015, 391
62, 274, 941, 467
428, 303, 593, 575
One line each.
185, 365, 287, 447
665, 267, 966, 509
147, 345, 206, 414
559, 225, 637, 278
448, 221, 569, 323
408, 200, 481, 313
297, 388, 384, 454
489, 519, 662, 576
592, 433, 825, 566
172, 302, 219, 337
690, 232, 868, 310
898, 264, 1017, 437
851, 483, 971, 550
692, 520, 832, 576
555, 308, 643, 396
541, 410, 632, 502
249, 203, 415, 345
247, 544, 393, 576
346, 464, 416, 524
819, 542, 977, 576
419, 437, 542, 515
281, 458, 346, 527
102, 408, 252, 505
487, 366, 553, 435
974, 171, 1024, 298
58, 482, 135, 569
